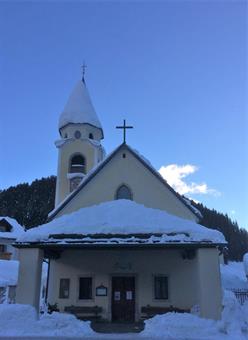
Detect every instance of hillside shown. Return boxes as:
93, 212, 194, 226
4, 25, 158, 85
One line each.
0, 176, 247, 260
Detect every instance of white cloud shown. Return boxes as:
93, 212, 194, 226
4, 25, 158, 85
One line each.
158, 164, 220, 197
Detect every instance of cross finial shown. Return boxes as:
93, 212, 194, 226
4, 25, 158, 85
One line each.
116, 119, 133, 144
81, 62, 87, 82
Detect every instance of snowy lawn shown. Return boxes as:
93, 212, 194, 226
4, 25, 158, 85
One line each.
0, 291, 248, 339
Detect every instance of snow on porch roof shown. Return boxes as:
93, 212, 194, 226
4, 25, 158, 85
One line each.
16, 200, 226, 245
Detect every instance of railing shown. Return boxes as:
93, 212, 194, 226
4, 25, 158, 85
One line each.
231, 289, 248, 305
0, 287, 6, 304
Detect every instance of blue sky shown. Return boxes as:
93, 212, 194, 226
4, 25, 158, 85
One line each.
0, 1, 247, 229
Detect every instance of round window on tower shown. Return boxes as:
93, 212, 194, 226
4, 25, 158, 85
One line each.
74, 130, 81, 139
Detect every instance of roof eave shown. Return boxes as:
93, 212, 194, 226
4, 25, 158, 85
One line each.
14, 241, 227, 249
59, 122, 104, 139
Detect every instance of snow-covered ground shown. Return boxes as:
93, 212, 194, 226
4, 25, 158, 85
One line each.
142, 290, 248, 339
0, 292, 247, 339
0, 304, 94, 337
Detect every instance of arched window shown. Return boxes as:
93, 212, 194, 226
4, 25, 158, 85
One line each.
115, 185, 133, 200
89, 133, 94, 140
70, 154, 86, 173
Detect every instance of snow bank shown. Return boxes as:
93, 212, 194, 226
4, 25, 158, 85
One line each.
0, 216, 24, 239
1, 295, 248, 338
0, 260, 19, 287
141, 290, 248, 339
220, 262, 248, 290
0, 304, 95, 337
142, 312, 218, 338
17, 200, 225, 244
219, 290, 248, 337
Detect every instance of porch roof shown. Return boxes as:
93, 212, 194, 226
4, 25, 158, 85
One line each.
15, 200, 226, 247
14, 242, 225, 252
15, 233, 225, 249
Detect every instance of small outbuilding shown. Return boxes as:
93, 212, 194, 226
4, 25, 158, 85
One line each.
0, 217, 24, 260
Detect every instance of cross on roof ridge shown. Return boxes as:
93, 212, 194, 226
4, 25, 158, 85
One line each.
116, 119, 133, 144
81, 62, 87, 82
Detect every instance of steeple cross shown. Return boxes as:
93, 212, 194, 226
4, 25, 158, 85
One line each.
81, 62, 87, 81
116, 119, 133, 144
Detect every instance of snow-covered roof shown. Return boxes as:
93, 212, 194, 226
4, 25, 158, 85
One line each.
49, 143, 202, 221
59, 80, 103, 134
182, 197, 203, 219
17, 200, 225, 245
0, 260, 19, 287
0, 217, 24, 240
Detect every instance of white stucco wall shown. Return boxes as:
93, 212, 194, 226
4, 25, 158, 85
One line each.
55, 146, 197, 222
60, 124, 103, 141
48, 248, 199, 321
197, 248, 222, 320
16, 248, 44, 314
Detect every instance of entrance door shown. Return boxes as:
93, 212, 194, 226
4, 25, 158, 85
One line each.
112, 276, 135, 322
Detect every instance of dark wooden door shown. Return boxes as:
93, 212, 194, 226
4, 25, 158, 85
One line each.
112, 276, 135, 322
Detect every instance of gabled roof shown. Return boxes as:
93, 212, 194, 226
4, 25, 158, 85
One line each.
0, 217, 24, 239
59, 80, 103, 137
48, 143, 202, 221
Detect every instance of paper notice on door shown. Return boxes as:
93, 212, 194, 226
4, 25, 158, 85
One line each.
126, 291, 132, 300
114, 291, 121, 301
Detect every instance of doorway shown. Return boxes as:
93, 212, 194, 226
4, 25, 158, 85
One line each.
112, 276, 135, 322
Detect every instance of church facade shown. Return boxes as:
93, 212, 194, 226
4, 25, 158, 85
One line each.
16, 77, 225, 322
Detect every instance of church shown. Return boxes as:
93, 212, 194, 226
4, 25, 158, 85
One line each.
15, 75, 226, 322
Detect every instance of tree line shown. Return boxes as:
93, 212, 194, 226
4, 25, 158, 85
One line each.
0, 175, 247, 261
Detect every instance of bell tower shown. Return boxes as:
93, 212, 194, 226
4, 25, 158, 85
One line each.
55, 77, 105, 206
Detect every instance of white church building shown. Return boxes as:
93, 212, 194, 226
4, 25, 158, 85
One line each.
15, 76, 226, 322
